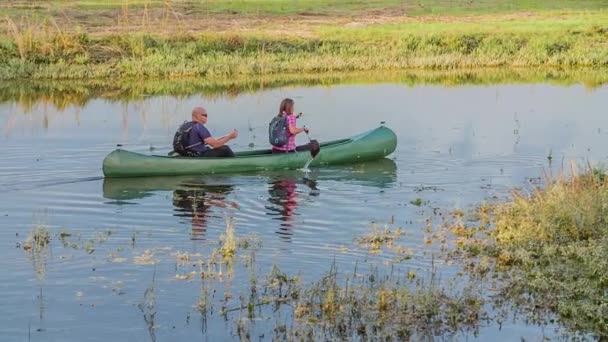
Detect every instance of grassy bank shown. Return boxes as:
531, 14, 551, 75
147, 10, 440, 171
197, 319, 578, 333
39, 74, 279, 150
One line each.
446, 167, 608, 338
1, 1, 607, 80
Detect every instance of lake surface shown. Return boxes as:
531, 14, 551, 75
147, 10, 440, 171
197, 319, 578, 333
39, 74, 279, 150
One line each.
1, 80, 607, 341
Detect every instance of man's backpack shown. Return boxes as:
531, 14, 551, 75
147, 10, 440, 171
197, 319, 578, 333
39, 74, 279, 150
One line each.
172, 121, 200, 156
269, 115, 289, 147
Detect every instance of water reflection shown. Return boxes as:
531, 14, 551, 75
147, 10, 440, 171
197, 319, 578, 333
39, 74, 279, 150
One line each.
172, 185, 237, 240
266, 176, 320, 241
103, 176, 238, 241
6, 73, 608, 342
102, 159, 397, 241
2, 68, 606, 114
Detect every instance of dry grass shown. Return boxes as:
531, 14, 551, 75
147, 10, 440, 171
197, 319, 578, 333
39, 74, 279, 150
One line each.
1, 1, 408, 37
493, 164, 608, 246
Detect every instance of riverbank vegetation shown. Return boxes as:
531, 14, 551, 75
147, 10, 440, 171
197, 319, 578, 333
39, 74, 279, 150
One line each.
443, 166, 608, 338
1, 1, 607, 80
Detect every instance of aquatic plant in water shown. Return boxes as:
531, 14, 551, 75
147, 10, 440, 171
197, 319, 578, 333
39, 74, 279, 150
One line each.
443, 165, 608, 339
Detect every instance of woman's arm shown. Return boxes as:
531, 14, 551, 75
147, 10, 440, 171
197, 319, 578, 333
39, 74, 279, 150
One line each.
288, 125, 306, 135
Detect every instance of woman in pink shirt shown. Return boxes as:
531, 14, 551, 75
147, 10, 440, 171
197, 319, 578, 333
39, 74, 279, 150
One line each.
271, 98, 311, 153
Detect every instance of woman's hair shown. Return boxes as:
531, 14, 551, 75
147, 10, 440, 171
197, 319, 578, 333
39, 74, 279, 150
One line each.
278, 98, 294, 116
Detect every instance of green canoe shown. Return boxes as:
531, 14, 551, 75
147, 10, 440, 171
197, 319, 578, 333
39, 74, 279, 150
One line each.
102, 125, 397, 178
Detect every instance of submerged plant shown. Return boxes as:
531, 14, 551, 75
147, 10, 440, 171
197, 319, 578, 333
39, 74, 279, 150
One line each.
410, 198, 423, 206
24, 225, 50, 253
196, 280, 210, 333
270, 261, 487, 340
219, 217, 237, 261
23, 219, 51, 283
138, 270, 157, 342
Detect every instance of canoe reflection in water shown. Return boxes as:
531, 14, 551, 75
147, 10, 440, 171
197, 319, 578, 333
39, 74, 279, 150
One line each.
172, 185, 238, 240
102, 177, 238, 241
102, 158, 397, 241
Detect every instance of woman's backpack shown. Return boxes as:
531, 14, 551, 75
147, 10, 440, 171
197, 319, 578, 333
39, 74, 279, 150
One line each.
269, 115, 289, 147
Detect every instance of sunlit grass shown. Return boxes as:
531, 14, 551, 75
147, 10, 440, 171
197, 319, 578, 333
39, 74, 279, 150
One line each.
1, 2, 607, 80
445, 164, 608, 338
0, 27, 605, 80
4, 0, 607, 17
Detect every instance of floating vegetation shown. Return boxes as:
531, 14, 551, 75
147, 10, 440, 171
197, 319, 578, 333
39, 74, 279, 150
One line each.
172, 251, 203, 267
175, 271, 197, 281
23, 213, 52, 283
410, 198, 423, 206
57, 229, 113, 254
134, 250, 158, 265
23, 225, 50, 253
355, 223, 404, 252
109, 254, 127, 264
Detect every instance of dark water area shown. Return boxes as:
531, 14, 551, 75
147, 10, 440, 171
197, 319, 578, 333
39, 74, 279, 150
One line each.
1, 81, 607, 341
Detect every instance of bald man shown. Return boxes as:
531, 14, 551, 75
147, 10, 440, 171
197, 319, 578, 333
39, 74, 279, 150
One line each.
178, 106, 238, 157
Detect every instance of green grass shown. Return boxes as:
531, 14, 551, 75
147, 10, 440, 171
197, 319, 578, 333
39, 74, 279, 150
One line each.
321, 10, 608, 35
403, 0, 608, 15
1, 25, 607, 80
1, 2, 607, 80
4, 0, 608, 17
4, 0, 403, 16
448, 166, 608, 338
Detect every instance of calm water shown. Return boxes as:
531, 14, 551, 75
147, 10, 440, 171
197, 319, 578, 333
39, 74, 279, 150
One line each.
1, 82, 607, 341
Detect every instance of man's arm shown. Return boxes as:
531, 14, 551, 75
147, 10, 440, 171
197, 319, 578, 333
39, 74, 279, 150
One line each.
204, 135, 231, 148
204, 129, 238, 148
